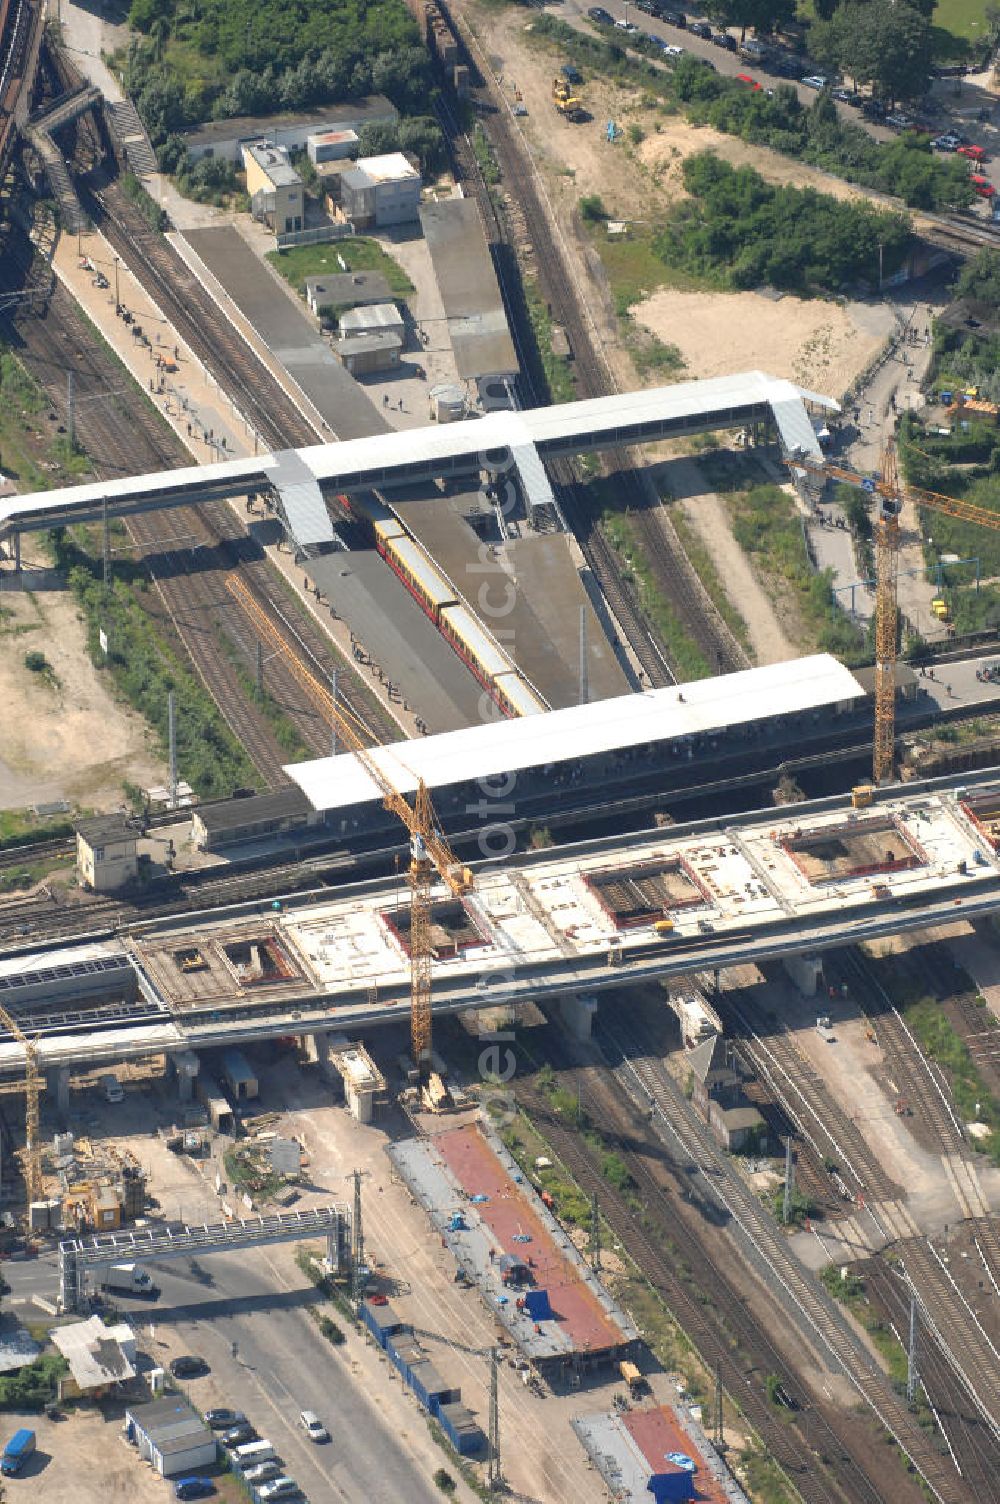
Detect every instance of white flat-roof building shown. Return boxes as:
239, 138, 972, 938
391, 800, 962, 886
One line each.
182, 98, 397, 164
288, 654, 864, 814
341, 152, 421, 228
124, 1397, 216, 1478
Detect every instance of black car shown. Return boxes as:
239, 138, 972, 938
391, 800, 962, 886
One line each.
688, 19, 711, 38
660, 9, 685, 25
169, 1356, 209, 1379
587, 6, 614, 22
205, 1409, 248, 1431
861, 98, 886, 120
713, 31, 736, 50
635, 0, 657, 13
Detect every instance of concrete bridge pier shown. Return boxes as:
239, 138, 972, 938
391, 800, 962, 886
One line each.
559, 992, 598, 1041
172, 1049, 200, 1102
784, 953, 822, 998
48, 1066, 71, 1117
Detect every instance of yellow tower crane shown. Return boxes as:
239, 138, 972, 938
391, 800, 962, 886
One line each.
225, 574, 472, 1073
790, 441, 1000, 784
0, 1000, 41, 1206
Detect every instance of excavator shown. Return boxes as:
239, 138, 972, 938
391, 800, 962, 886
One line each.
552, 76, 584, 122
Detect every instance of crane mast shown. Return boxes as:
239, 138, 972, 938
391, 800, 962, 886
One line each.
225, 573, 471, 1075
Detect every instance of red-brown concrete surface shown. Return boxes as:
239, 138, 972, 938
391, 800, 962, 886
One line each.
435, 1123, 626, 1353
624, 1406, 727, 1503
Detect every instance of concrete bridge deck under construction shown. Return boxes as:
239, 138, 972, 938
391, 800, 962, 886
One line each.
2, 768, 1000, 1079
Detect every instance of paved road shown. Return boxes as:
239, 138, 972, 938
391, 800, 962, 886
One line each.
3, 1249, 450, 1504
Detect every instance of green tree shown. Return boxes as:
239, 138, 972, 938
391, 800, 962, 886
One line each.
703, 0, 796, 41
956, 249, 1000, 306
838, 0, 933, 104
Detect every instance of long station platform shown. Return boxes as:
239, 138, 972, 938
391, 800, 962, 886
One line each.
4, 765, 1000, 1080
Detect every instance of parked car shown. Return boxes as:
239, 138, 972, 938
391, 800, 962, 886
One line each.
831, 87, 857, 103
712, 31, 736, 50
688, 19, 711, 38
222, 1423, 257, 1447
562, 63, 583, 83
205, 1409, 247, 1431
971, 174, 996, 198
885, 111, 913, 129
245, 1462, 284, 1485
958, 143, 988, 163
635, 0, 657, 11
660, 8, 685, 24
801, 74, 828, 90
169, 1356, 209, 1379
300, 1411, 330, 1444
587, 6, 613, 22
258, 1481, 301, 1502
175, 1482, 215, 1503
932, 134, 961, 151
861, 98, 887, 120
664, 43, 685, 56
614, 17, 638, 33
735, 73, 762, 90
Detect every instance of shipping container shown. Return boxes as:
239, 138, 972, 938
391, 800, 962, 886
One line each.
221, 1048, 258, 1101
438, 1402, 485, 1457
407, 1358, 458, 1413
360, 1300, 407, 1348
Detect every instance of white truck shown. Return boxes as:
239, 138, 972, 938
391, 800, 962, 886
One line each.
99, 1262, 155, 1297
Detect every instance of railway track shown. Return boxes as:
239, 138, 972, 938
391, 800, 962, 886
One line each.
833, 949, 990, 1222
864, 1260, 1000, 1504
434, 96, 680, 689
515, 1044, 925, 1504
436, 33, 745, 682
597, 1012, 972, 1504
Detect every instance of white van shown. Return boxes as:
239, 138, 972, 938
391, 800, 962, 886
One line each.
100, 1074, 124, 1104
233, 1439, 278, 1468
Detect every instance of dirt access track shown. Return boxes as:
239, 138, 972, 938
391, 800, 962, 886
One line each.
467, 0, 895, 397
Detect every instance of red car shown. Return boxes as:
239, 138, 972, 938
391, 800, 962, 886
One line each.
735, 72, 761, 90
970, 173, 995, 198
958, 143, 988, 163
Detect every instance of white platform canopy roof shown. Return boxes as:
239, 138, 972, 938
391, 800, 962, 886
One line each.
0, 372, 838, 535
289, 654, 863, 812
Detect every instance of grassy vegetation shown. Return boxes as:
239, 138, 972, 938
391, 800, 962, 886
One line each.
820, 1265, 910, 1388
472, 122, 500, 187
523, 277, 576, 404
903, 996, 1000, 1165
223, 1144, 284, 1202
266, 238, 414, 300
50, 532, 258, 801
739, 1445, 803, 1504
602, 509, 713, 680
0, 809, 77, 850
668, 505, 752, 655
0, 349, 94, 494
725, 482, 866, 662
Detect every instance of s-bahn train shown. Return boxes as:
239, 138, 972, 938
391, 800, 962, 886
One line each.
347, 493, 548, 719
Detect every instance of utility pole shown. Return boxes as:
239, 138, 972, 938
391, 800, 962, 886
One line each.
101, 496, 111, 592
578, 604, 589, 707
487, 1344, 501, 1492
331, 667, 338, 758
167, 691, 178, 811
348, 1168, 367, 1304
67, 369, 75, 450
256, 640, 264, 699
589, 1189, 600, 1274
907, 1296, 919, 1405
712, 1364, 725, 1452
782, 1137, 795, 1225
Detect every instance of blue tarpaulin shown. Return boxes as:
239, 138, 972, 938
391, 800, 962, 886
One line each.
524, 1288, 554, 1321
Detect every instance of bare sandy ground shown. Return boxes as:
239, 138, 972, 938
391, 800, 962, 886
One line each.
632, 287, 894, 397
0, 582, 166, 811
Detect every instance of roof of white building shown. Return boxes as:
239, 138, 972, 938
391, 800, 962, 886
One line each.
289, 654, 863, 812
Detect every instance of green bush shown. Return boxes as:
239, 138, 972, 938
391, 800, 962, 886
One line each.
579, 194, 607, 223
0, 1354, 68, 1410
433, 1468, 456, 1494
23, 650, 48, 673
655, 152, 913, 296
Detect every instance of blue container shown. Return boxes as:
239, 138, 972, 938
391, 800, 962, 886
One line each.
439, 1403, 486, 1457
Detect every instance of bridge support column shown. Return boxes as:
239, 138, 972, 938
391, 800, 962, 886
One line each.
13, 532, 20, 574
48, 1066, 71, 1117
784, 953, 822, 998
172, 1049, 200, 1103
558, 992, 597, 1041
